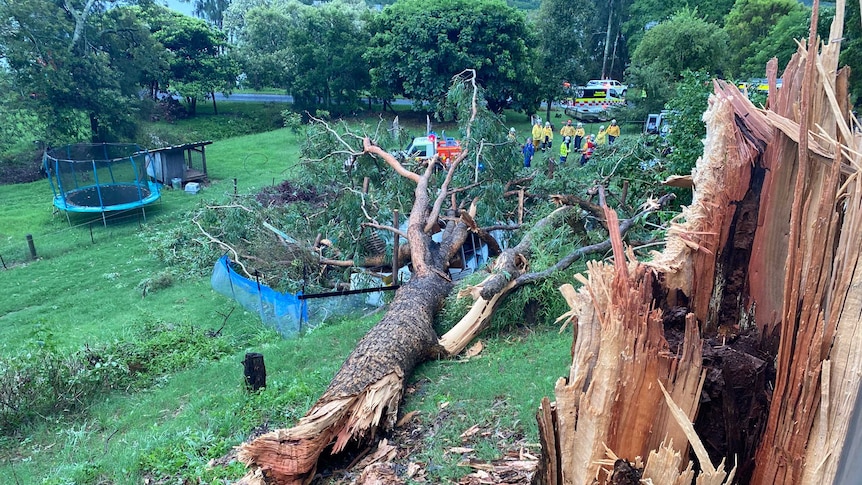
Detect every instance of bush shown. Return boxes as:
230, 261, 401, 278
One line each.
0, 322, 233, 434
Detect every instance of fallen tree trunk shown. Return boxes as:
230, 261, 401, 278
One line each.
237, 136, 473, 483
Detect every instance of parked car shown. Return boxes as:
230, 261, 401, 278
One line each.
585, 79, 628, 98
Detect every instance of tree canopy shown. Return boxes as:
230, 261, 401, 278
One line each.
0, 0, 164, 141
229, 0, 370, 115
139, 4, 239, 115
365, 0, 536, 113
626, 8, 728, 107
533, 0, 596, 118
723, 0, 805, 78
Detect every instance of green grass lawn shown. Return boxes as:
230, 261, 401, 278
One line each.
0, 108, 574, 484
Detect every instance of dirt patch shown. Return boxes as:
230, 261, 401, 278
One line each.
0, 156, 43, 185
255, 180, 326, 207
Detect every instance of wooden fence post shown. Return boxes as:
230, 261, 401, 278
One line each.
243, 353, 266, 391
26, 234, 36, 260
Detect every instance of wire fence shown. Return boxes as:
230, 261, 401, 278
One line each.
0, 204, 160, 270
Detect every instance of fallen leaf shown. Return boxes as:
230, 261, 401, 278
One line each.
406, 461, 423, 478
448, 447, 475, 454
464, 341, 484, 358
396, 410, 419, 427
460, 424, 481, 439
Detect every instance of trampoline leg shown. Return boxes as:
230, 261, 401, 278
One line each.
64, 211, 71, 227
101, 211, 107, 227
141, 206, 147, 223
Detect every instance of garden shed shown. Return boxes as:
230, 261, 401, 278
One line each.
147, 141, 212, 187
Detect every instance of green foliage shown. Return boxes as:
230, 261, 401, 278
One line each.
841, 1, 862, 107
590, 136, 670, 210
142, 199, 330, 292
230, 0, 371, 115
626, 8, 728, 108
664, 69, 712, 189
741, 7, 810, 77
136, 271, 175, 297
138, 427, 245, 481
139, 101, 285, 147
0, 0, 162, 142
622, 0, 734, 53
366, 0, 536, 113
139, 4, 240, 116
41, 462, 106, 485
0, 74, 47, 158
723, 0, 804, 78
0, 321, 233, 434
282, 110, 304, 133
533, 0, 596, 112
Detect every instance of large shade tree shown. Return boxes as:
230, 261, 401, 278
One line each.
365, 0, 537, 113
722, 0, 804, 78
533, 0, 596, 121
138, 4, 239, 115
625, 8, 728, 109
230, 0, 371, 115
622, 0, 733, 53
0, 0, 166, 142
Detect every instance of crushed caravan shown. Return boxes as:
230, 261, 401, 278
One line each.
396, 133, 463, 168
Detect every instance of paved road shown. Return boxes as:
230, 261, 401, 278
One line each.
214, 93, 294, 103
213, 92, 412, 105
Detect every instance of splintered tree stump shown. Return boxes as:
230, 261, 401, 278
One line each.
243, 353, 266, 391
536, 2, 862, 483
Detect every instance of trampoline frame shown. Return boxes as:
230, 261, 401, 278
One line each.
44, 143, 162, 226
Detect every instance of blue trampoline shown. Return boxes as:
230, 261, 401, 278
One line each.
44, 143, 161, 225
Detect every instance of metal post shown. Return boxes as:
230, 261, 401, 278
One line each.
392, 210, 400, 285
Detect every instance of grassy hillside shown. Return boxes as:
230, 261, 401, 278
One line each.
0, 107, 573, 483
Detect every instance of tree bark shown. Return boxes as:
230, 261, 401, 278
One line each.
536, 3, 862, 483
237, 137, 472, 484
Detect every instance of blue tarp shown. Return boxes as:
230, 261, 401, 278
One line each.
210, 255, 308, 337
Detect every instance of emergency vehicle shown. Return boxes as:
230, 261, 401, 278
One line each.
564, 87, 625, 122
399, 132, 462, 167
737, 78, 783, 98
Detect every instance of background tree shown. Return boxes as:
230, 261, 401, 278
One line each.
0, 0, 164, 142
741, 7, 833, 79
365, 0, 537, 113
0, 71, 46, 159
625, 8, 727, 110
193, 0, 231, 28
533, 0, 595, 121
722, 0, 804, 78
663, 69, 711, 205
230, 1, 298, 90
841, 0, 862, 106
282, 0, 371, 115
230, 0, 370, 115
140, 5, 239, 115
590, 0, 631, 81
622, 0, 732, 53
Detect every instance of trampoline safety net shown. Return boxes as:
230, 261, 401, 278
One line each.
210, 256, 378, 337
